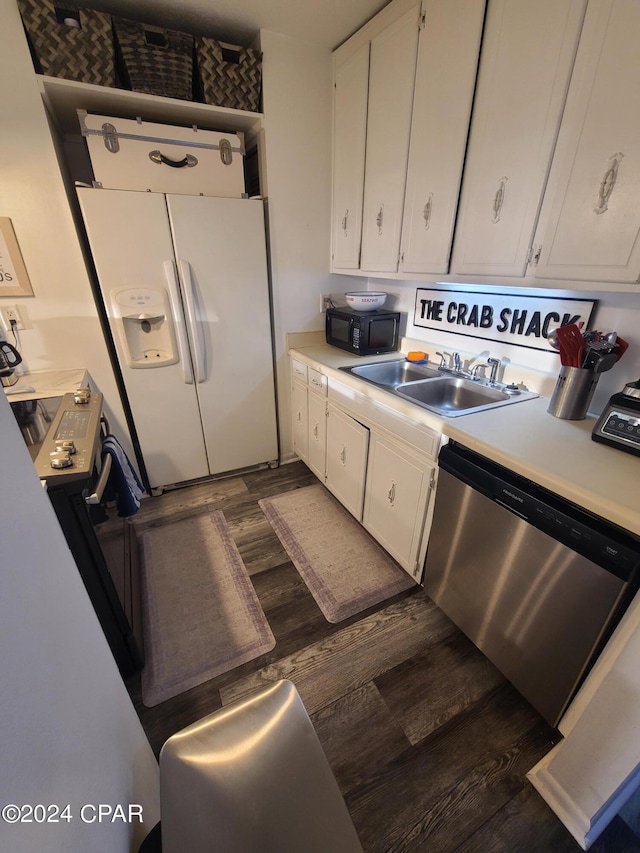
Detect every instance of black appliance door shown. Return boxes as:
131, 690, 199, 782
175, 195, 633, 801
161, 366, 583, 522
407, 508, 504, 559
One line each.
47, 478, 143, 677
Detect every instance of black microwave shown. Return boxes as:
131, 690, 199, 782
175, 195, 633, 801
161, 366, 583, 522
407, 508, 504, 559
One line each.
326, 307, 400, 356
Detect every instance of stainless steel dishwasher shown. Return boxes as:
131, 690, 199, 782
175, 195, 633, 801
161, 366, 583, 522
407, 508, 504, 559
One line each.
424, 441, 640, 727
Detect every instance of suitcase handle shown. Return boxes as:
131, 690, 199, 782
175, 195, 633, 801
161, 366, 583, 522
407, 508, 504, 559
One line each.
149, 150, 198, 169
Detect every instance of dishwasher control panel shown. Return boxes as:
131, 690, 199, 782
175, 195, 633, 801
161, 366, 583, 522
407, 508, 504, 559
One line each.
441, 441, 640, 583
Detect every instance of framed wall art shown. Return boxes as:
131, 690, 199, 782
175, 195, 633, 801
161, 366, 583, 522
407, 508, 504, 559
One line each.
0, 217, 33, 297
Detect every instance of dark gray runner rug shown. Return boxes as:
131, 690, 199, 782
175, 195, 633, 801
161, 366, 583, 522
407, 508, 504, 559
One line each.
259, 484, 416, 623
139, 511, 275, 707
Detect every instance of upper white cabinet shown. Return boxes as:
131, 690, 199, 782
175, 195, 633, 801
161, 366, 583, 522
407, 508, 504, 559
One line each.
450, 0, 588, 278
331, 0, 484, 276
359, 5, 421, 272
399, 0, 485, 275
532, 0, 640, 284
331, 44, 370, 270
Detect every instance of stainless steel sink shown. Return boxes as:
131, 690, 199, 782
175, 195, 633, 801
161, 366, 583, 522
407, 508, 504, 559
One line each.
339, 358, 538, 417
395, 376, 537, 417
340, 359, 440, 388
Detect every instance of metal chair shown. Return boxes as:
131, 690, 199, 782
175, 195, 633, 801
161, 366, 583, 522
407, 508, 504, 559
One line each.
157, 680, 363, 852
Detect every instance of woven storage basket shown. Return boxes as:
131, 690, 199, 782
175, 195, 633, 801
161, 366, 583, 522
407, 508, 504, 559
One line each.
17, 0, 114, 86
114, 18, 194, 100
195, 38, 262, 112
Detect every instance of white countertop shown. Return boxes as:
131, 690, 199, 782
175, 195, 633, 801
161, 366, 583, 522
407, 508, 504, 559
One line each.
3, 368, 88, 402
290, 344, 640, 538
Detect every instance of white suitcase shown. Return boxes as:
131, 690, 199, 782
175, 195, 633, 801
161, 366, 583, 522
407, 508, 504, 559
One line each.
78, 110, 245, 197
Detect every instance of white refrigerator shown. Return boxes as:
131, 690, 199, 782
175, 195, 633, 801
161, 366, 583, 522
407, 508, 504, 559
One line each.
78, 189, 278, 490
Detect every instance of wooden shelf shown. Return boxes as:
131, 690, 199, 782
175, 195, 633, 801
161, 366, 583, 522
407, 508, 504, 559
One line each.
38, 75, 264, 138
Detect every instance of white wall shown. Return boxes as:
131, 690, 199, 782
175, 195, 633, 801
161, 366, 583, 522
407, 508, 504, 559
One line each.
0, 392, 159, 853
0, 1, 134, 461
259, 29, 359, 456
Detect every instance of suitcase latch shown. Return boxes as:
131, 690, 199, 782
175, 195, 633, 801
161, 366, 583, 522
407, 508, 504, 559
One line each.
219, 139, 233, 166
101, 123, 120, 154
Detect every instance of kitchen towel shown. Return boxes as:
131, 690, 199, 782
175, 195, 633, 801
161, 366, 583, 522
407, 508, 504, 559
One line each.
139, 511, 275, 707
259, 484, 416, 623
102, 434, 145, 517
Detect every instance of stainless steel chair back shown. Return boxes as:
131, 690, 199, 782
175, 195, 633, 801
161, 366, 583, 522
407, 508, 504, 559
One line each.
159, 679, 363, 852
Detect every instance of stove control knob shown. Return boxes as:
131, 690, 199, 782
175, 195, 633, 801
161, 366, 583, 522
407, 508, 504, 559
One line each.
74, 388, 91, 404
55, 440, 76, 455
50, 450, 72, 469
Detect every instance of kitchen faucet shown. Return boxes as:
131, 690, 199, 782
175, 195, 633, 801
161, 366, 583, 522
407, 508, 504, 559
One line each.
470, 356, 501, 385
434, 350, 503, 386
487, 357, 501, 385
435, 351, 464, 373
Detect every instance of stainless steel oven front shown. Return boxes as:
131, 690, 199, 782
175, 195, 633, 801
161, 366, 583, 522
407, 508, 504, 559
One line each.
12, 389, 143, 677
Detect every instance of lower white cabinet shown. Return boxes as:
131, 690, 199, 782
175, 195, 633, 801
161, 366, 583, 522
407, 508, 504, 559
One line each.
307, 391, 327, 479
291, 380, 309, 463
291, 361, 327, 478
363, 433, 436, 580
289, 357, 443, 582
325, 404, 369, 521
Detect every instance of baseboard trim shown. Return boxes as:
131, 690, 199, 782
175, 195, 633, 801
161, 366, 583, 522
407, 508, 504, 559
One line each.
528, 753, 640, 850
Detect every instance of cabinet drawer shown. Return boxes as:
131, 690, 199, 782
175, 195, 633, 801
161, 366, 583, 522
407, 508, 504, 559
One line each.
308, 368, 327, 395
291, 358, 308, 383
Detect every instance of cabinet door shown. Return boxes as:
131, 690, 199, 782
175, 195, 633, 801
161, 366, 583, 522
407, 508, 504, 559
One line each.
399, 0, 485, 275
331, 43, 370, 270
307, 392, 327, 479
325, 405, 369, 521
291, 381, 308, 463
450, 0, 587, 277
363, 434, 435, 579
533, 0, 640, 283
360, 4, 421, 273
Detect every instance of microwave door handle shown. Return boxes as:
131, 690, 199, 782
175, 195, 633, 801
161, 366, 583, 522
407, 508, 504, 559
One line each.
163, 260, 193, 385
178, 259, 206, 384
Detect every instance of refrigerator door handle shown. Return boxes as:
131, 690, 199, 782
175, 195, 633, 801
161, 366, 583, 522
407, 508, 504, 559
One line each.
163, 260, 194, 385
178, 259, 206, 384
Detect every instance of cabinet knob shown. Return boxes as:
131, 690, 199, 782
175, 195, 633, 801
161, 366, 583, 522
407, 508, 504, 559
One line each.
341, 209, 349, 236
492, 176, 508, 224
594, 152, 623, 215
339, 445, 347, 465
387, 481, 396, 505
376, 205, 384, 235
423, 193, 433, 230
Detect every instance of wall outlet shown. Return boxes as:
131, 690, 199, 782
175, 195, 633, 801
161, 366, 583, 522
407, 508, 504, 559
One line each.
1, 305, 24, 332
320, 294, 332, 313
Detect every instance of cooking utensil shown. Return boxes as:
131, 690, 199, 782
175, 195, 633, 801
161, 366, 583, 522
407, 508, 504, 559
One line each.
593, 353, 618, 374
546, 328, 560, 350
614, 336, 629, 362
555, 323, 585, 367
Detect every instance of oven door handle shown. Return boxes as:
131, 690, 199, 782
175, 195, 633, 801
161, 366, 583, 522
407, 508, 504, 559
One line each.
85, 414, 113, 505
85, 454, 112, 505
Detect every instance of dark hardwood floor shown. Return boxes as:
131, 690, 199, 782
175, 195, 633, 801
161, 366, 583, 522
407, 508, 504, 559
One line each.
126, 461, 640, 852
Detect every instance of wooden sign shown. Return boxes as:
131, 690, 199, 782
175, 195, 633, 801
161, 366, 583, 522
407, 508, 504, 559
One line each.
414, 289, 597, 352
0, 218, 33, 297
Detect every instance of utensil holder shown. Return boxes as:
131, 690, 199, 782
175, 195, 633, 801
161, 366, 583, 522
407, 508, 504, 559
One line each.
547, 366, 599, 420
